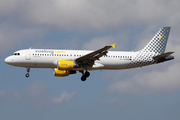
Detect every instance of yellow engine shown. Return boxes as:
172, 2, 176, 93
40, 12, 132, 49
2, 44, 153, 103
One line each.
57, 60, 75, 70
54, 60, 76, 77
54, 68, 70, 77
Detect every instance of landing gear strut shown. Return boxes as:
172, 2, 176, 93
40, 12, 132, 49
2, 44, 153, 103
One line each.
25, 68, 30, 78
80, 71, 90, 81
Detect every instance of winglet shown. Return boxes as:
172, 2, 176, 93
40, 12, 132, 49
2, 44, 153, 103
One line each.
111, 43, 116, 48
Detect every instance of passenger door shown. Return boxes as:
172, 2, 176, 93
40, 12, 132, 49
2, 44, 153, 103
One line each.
25, 48, 31, 60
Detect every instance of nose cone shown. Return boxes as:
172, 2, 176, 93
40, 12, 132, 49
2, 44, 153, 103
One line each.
5, 56, 12, 64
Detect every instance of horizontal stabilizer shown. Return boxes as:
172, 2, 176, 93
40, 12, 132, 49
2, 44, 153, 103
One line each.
153, 52, 174, 59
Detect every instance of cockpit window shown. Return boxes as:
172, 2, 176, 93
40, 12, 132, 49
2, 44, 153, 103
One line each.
13, 53, 20, 56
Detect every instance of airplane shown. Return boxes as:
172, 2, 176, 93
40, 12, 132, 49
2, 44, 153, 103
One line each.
5, 27, 174, 81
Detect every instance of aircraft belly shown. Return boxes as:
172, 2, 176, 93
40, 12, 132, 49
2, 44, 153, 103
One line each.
97, 59, 131, 69
33, 58, 56, 68
16, 57, 56, 68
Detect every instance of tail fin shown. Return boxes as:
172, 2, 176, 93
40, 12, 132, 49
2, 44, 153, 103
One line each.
141, 27, 171, 54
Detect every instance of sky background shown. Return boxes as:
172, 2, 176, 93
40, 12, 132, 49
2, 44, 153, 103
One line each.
1, 0, 180, 120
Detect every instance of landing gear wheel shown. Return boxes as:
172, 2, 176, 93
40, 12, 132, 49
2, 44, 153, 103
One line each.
25, 68, 30, 78
25, 73, 29, 78
79, 70, 90, 81
81, 75, 86, 81
85, 71, 90, 77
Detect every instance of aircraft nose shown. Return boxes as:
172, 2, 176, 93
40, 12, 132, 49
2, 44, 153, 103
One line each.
5, 56, 12, 64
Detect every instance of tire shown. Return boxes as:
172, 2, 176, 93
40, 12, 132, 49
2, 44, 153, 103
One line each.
85, 71, 90, 77
81, 75, 86, 81
25, 73, 29, 78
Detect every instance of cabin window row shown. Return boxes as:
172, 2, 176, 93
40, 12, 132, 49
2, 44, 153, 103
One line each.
32, 54, 83, 57
103, 56, 132, 58
32, 54, 132, 59
33, 54, 71, 56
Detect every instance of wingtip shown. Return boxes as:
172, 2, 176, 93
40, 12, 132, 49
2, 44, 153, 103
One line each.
111, 43, 116, 48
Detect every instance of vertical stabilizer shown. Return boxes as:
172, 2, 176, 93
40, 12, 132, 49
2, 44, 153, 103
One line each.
141, 27, 171, 54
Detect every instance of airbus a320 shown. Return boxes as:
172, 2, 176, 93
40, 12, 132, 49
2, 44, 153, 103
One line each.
5, 27, 174, 81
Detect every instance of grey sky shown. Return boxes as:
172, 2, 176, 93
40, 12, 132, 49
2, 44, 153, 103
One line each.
1, 0, 180, 120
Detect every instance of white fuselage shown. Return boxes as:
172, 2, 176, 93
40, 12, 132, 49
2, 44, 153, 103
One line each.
5, 49, 138, 70
4, 27, 174, 80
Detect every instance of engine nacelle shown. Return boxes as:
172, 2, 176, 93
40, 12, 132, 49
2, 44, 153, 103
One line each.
54, 68, 69, 77
57, 60, 75, 70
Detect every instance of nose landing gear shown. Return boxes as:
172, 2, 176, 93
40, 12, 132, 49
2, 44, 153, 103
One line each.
25, 68, 30, 78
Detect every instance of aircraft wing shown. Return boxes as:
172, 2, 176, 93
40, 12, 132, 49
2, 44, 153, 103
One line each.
75, 43, 116, 66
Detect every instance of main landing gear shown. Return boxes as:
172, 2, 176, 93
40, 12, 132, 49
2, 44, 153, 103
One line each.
81, 71, 90, 81
25, 68, 30, 78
